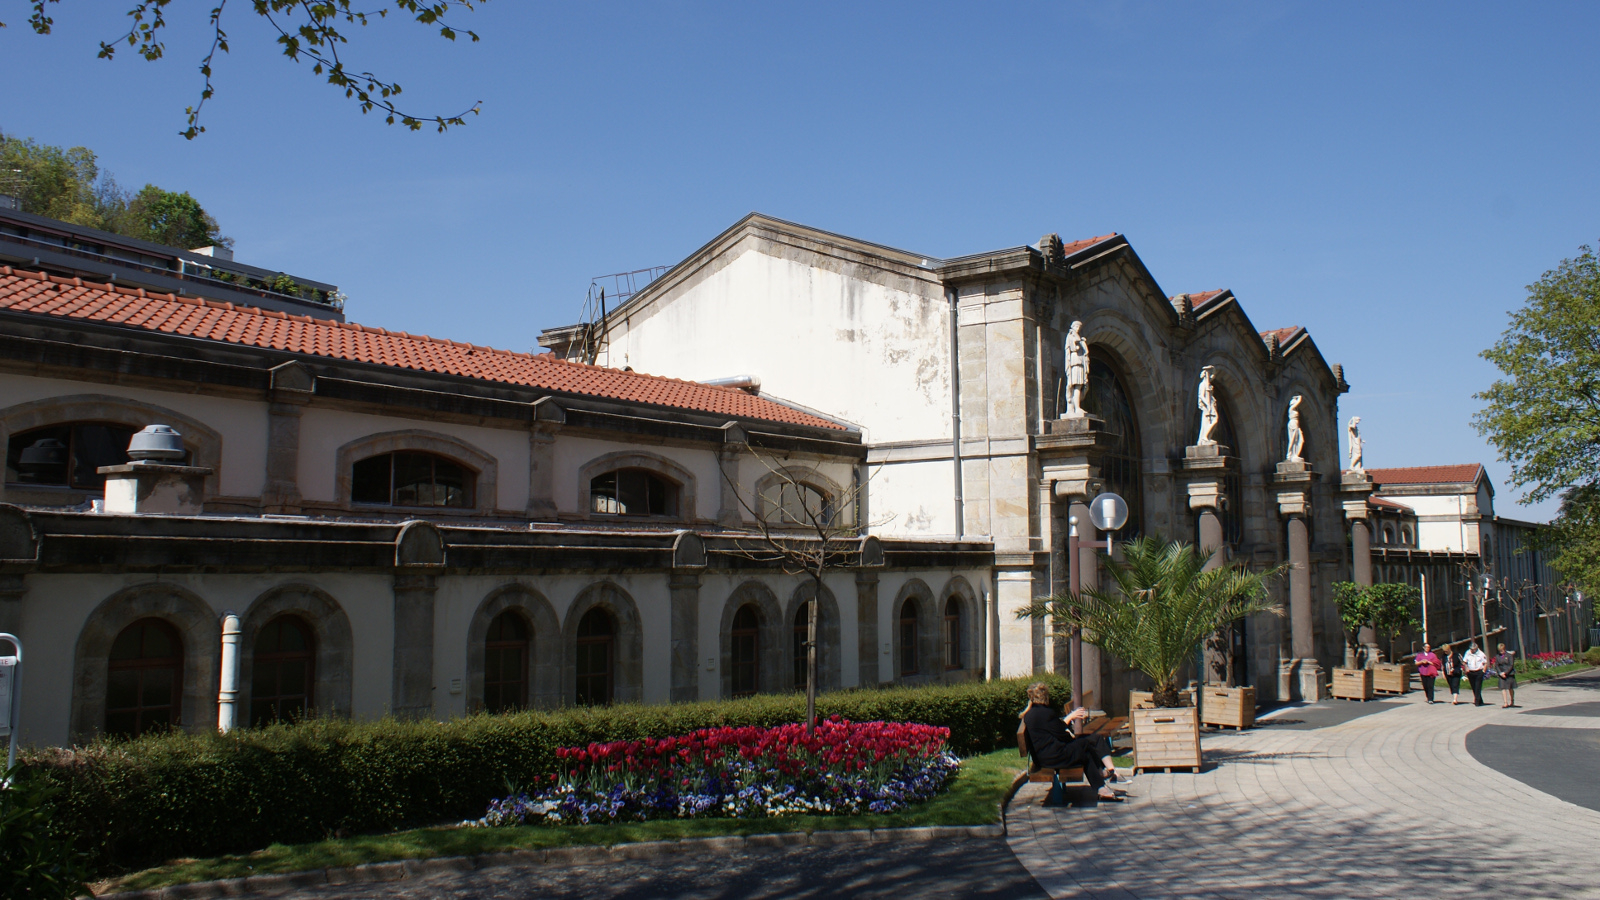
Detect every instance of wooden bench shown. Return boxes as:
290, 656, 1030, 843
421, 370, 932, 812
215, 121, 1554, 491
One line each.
1018, 713, 1123, 804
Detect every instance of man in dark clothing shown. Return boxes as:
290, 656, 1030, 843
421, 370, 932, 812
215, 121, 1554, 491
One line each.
1020, 682, 1123, 802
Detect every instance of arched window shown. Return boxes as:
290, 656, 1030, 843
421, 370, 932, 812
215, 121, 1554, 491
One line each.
899, 600, 919, 677
792, 601, 812, 691
730, 604, 760, 697
943, 597, 962, 670
250, 616, 315, 725
589, 468, 679, 517
106, 618, 182, 737
351, 451, 474, 508
1402, 525, 1415, 546
764, 482, 834, 527
1086, 356, 1143, 538
574, 607, 615, 705
484, 611, 530, 713
5, 422, 142, 489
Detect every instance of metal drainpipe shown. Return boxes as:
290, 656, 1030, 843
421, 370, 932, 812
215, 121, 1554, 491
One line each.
217, 612, 241, 733
948, 286, 963, 536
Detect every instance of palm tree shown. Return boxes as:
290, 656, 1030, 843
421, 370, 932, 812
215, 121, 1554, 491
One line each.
1022, 536, 1286, 708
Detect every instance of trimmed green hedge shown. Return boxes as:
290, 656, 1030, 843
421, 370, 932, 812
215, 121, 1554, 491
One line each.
22, 674, 1065, 875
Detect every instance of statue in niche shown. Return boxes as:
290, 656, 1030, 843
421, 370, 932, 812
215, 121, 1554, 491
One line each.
1285, 395, 1305, 463
1347, 416, 1364, 472
1196, 365, 1219, 445
1062, 321, 1089, 418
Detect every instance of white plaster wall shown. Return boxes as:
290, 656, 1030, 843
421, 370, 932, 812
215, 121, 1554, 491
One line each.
606, 247, 951, 445
869, 459, 958, 537
552, 435, 722, 521
13, 572, 395, 747
0, 372, 269, 498
297, 408, 529, 511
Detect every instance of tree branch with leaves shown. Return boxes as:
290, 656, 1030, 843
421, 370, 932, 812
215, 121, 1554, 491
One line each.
10, 1, 486, 138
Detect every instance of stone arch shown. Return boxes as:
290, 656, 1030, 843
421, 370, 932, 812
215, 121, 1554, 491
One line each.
335, 429, 498, 514
1080, 337, 1150, 538
1077, 310, 1176, 462
239, 583, 354, 721
0, 393, 223, 503
72, 583, 219, 739
467, 584, 561, 710
785, 580, 842, 693
752, 466, 852, 528
891, 579, 939, 682
1195, 356, 1271, 471
939, 575, 983, 678
718, 581, 784, 698
578, 450, 698, 521
561, 582, 645, 704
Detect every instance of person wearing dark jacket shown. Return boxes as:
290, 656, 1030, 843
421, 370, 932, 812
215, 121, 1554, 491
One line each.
1494, 643, 1518, 708
1440, 643, 1464, 705
1019, 682, 1123, 802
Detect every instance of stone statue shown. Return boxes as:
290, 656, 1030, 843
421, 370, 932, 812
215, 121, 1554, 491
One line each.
1285, 395, 1305, 463
1062, 321, 1089, 418
1348, 416, 1364, 472
1196, 365, 1219, 445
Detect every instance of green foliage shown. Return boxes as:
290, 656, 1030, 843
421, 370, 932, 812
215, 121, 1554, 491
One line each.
1367, 583, 1422, 642
269, 273, 302, 297
1542, 485, 1600, 598
18, 675, 1061, 877
1332, 581, 1372, 649
0, 129, 230, 250
1020, 536, 1284, 707
0, 766, 94, 899
13, 2, 487, 138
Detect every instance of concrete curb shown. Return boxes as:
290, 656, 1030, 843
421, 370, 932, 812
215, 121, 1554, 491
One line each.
97, 824, 1006, 899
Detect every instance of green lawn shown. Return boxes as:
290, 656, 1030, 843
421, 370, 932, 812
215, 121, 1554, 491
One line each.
100, 748, 1029, 894
1514, 661, 1593, 684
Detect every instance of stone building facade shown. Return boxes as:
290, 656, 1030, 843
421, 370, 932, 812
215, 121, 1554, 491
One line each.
542, 215, 1363, 707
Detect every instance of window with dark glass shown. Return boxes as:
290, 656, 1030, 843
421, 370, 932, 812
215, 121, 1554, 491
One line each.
792, 601, 812, 691
943, 598, 962, 670
764, 482, 834, 527
1209, 399, 1244, 546
251, 616, 314, 725
588, 468, 678, 517
574, 608, 615, 706
899, 601, 919, 677
484, 611, 530, 713
1085, 357, 1144, 538
5, 422, 142, 489
730, 604, 760, 697
351, 451, 473, 508
106, 618, 182, 738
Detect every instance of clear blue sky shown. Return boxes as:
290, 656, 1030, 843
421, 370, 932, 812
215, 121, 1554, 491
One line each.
5, 2, 1596, 520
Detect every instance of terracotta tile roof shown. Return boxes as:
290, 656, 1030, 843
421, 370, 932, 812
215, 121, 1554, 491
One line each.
1171, 290, 1226, 310
1368, 464, 1484, 486
1062, 233, 1120, 256
1260, 326, 1302, 343
0, 267, 845, 431
1368, 495, 1413, 511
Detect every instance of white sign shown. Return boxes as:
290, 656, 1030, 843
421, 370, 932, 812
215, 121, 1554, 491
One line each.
1088, 492, 1129, 532
0, 657, 13, 740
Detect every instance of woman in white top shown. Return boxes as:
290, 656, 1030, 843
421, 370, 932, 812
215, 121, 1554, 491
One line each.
1462, 643, 1490, 707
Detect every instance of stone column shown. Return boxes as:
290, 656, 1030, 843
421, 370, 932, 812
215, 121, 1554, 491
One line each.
1275, 460, 1324, 701
391, 573, 437, 719
1340, 471, 1377, 666
1183, 443, 1233, 684
668, 571, 701, 703
855, 571, 880, 688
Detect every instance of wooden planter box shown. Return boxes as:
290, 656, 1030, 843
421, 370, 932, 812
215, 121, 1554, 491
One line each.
1331, 666, 1375, 701
1130, 705, 1201, 773
1200, 685, 1256, 730
1373, 663, 1413, 695
1129, 688, 1196, 710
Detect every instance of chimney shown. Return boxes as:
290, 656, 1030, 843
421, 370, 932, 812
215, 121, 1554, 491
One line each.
190, 245, 234, 262
99, 425, 213, 515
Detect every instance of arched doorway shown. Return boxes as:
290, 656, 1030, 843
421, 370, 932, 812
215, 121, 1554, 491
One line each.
730, 604, 760, 697
484, 610, 531, 713
106, 618, 183, 737
574, 607, 615, 705
250, 615, 315, 725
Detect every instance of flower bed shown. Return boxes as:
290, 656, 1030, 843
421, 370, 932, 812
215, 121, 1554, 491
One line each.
477, 719, 958, 826
1518, 651, 1576, 672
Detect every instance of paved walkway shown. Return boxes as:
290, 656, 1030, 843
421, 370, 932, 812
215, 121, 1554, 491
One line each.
1007, 670, 1600, 899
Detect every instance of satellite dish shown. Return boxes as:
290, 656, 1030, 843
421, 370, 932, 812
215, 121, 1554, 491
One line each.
1088, 492, 1129, 532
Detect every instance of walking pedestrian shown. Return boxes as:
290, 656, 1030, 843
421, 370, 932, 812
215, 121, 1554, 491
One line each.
1413, 643, 1441, 704
1463, 642, 1489, 706
1440, 643, 1464, 705
1494, 642, 1517, 708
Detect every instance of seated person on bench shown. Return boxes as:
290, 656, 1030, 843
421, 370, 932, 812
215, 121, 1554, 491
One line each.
1020, 681, 1123, 802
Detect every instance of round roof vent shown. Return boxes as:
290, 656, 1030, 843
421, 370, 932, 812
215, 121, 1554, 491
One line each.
127, 424, 186, 461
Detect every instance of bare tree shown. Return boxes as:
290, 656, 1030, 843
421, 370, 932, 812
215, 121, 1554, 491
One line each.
718, 440, 887, 734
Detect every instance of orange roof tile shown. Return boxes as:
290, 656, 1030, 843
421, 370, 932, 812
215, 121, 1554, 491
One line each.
1062, 233, 1120, 255
0, 267, 845, 431
1368, 464, 1484, 486
1171, 290, 1226, 310
1260, 326, 1301, 343
1368, 495, 1412, 511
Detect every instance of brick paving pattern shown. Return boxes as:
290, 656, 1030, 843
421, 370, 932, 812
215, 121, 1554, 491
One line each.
1007, 670, 1600, 898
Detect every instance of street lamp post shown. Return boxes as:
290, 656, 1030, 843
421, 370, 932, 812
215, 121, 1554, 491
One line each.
1065, 492, 1128, 712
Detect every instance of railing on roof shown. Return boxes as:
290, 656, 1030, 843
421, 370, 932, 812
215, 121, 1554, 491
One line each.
0, 231, 344, 312
572, 266, 670, 365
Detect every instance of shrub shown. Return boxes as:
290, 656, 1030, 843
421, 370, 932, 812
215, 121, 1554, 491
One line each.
20, 675, 1062, 875
0, 766, 94, 900
1584, 646, 1600, 666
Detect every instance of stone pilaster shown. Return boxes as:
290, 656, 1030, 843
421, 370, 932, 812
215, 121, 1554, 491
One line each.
668, 570, 702, 703
527, 398, 564, 519
1182, 443, 1234, 683
1036, 415, 1109, 709
391, 573, 437, 719
265, 360, 314, 514
855, 570, 880, 688
1274, 459, 1324, 701
717, 423, 747, 527
1340, 471, 1376, 588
